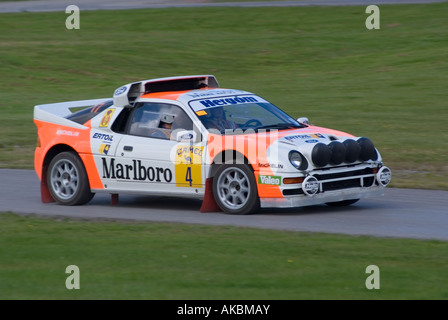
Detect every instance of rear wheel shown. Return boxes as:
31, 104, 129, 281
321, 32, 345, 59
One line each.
325, 199, 359, 207
47, 151, 94, 205
213, 164, 260, 215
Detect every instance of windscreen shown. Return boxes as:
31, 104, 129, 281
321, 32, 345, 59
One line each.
189, 94, 306, 134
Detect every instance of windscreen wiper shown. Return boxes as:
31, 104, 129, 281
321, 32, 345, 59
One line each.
256, 123, 304, 130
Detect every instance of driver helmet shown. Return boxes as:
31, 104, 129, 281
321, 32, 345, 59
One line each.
159, 114, 175, 128
161, 114, 174, 124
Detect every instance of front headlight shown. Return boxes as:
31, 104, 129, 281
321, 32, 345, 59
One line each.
288, 151, 308, 170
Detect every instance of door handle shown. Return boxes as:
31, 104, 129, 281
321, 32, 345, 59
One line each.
123, 146, 133, 152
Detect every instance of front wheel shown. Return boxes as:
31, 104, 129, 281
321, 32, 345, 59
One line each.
212, 164, 260, 215
47, 151, 94, 205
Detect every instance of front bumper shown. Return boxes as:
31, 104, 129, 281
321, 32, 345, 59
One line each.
260, 185, 385, 208
259, 164, 391, 209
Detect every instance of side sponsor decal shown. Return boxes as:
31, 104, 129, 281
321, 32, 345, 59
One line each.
101, 158, 173, 183
99, 144, 110, 155
92, 133, 114, 141
284, 133, 325, 142
100, 108, 115, 127
258, 163, 284, 169
56, 130, 79, 137
174, 146, 203, 188
258, 175, 282, 186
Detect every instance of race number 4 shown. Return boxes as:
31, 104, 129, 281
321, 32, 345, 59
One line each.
175, 164, 202, 188
185, 167, 193, 187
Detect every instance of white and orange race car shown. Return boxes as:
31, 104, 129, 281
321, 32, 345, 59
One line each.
34, 75, 391, 214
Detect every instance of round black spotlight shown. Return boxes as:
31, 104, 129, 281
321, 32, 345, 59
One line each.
357, 137, 378, 161
328, 141, 346, 165
343, 139, 361, 163
311, 143, 331, 167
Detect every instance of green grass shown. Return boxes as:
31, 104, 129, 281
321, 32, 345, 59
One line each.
1, 4, 447, 189
1, 212, 447, 300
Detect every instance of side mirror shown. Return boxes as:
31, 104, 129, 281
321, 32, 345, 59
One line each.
297, 117, 309, 125
174, 130, 200, 143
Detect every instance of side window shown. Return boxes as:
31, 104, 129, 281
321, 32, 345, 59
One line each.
67, 100, 114, 125
111, 107, 132, 133
128, 103, 193, 140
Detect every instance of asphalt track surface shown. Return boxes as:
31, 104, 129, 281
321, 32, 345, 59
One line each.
0, 0, 446, 12
1, 169, 447, 241
1, 0, 447, 241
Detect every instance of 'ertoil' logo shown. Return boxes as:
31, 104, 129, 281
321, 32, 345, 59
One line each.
258, 175, 281, 186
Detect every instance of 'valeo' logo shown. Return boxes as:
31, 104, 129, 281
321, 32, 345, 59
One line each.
258, 175, 281, 186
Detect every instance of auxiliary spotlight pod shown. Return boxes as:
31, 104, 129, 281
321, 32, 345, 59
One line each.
311, 137, 378, 167
377, 166, 392, 187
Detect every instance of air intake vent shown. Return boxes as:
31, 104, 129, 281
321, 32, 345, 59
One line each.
145, 76, 219, 93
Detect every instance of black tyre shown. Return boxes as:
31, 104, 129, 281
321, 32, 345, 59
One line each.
325, 199, 359, 207
212, 164, 260, 215
47, 151, 94, 205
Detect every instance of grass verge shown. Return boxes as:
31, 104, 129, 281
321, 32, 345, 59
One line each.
1, 212, 447, 300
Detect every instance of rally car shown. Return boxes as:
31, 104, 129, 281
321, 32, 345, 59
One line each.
33, 75, 391, 215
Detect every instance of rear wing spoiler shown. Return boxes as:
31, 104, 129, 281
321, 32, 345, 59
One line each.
33, 98, 110, 128
113, 75, 219, 108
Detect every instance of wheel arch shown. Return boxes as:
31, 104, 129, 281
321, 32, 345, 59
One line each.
208, 149, 255, 178
40, 144, 80, 203
42, 144, 78, 177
